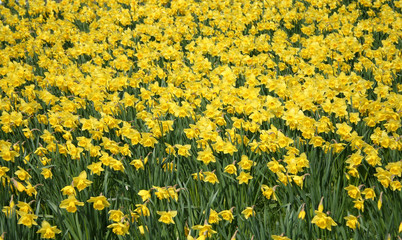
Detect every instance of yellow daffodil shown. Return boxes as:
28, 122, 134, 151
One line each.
87, 195, 110, 211
197, 147, 216, 165
344, 215, 360, 229
241, 206, 255, 219
36, 221, 62, 239
344, 185, 361, 199
72, 171, 92, 191
15, 166, 31, 181
224, 163, 237, 175
237, 171, 253, 184
108, 210, 124, 222
87, 161, 104, 175
219, 208, 234, 223
361, 188, 376, 200
61, 185, 76, 196
311, 211, 337, 231
192, 223, 217, 238
138, 189, 151, 202
41, 168, 53, 179
271, 235, 291, 240
59, 195, 84, 213
17, 211, 38, 228
261, 185, 278, 200
107, 221, 130, 236
157, 210, 177, 224
203, 171, 219, 184
298, 204, 306, 220
134, 203, 150, 217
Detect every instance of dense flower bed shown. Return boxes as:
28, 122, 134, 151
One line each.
0, 0, 401, 239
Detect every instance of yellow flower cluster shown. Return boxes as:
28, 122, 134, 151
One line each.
0, 0, 401, 238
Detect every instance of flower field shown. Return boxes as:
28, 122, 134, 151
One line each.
0, 0, 401, 239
